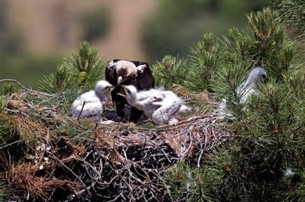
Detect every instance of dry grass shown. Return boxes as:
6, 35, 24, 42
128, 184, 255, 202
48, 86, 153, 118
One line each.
0, 86, 233, 201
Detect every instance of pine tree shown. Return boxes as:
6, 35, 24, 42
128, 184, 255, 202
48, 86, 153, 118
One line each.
164, 7, 305, 201
274, 0, 305, 40
152, 55, 189, 89
187, 33, 221, 92
38, 41, 107, 95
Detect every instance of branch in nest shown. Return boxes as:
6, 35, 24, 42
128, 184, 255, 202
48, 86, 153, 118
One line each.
77, 101, 86, 121
47, 152, 90, 195
0, 79, 54, 96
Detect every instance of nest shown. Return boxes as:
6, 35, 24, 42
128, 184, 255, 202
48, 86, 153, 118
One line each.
0, 85, 234, 201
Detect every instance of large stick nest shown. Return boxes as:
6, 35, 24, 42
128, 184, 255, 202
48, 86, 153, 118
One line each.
0, 87, 234, 201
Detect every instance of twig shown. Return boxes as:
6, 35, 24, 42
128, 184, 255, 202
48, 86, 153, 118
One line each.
66, 116, 88, 130
181, 126, 194, 158
4, 107, 28, 117
48, 152, 90, 194
107, 193, 122, 202
0, 79, 54, 96
153, 171, 174, 202
0, 140, 22, 150
197, 141, 204, 168
159, 147, 173, 163
78, 101, 86, 121
74, 157, 102, 180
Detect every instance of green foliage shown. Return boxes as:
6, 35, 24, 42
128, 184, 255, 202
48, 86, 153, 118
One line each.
162, 7, 305, 201
0, 118, 13, 145
166, 149, 237, 202
187, 33, 221, 91
0, 83, 19, 95
80, 7, 110, 41
150, 8, 296, 123
0, 3, 303, 201
200, 75, 305, 201
0, 177, 9, 202
179, 8, 294, 118
166, 74, 305, 201
211, 63, 249, 117
152, 55, 189, 89
154, 8, 294, 94
0, 114, 17, 150
0, 96, 5, 112
247, 8, 294, 79
166, 162, 212, 201
274, 0, 305, 39
38, 41, 107, 94
210, 28, 252, 105
210, 8, 294, 117
137, 121, 156, 130
39, 65, 73, 93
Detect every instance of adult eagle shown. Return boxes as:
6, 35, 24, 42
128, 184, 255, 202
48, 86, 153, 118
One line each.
105, 59, 155, 122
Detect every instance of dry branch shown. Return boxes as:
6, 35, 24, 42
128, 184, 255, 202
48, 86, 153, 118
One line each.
0, 89, 234, 201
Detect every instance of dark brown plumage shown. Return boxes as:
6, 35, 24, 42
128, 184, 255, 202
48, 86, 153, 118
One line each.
105, 59, 155, 122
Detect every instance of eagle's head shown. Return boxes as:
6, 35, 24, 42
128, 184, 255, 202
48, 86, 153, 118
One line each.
114, 60, 138, 84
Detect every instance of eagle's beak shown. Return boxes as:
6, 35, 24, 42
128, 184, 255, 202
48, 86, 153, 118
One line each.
118, 76, 123, 84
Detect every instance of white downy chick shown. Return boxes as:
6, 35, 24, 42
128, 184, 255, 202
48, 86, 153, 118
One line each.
120, 85, 191, 125
70, 80, 113, 122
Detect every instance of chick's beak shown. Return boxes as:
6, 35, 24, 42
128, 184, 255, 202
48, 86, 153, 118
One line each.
103, 86, 111, 92
108, 86, 114, 91
117, 92, 125, 97
117, 85, 127, 97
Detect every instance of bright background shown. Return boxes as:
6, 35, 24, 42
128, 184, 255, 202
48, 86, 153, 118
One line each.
0, 0, 271, 87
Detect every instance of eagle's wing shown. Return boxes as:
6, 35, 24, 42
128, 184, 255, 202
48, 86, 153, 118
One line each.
135, 63, 155, 90
131, 60, 145, 67
105, 59, 118, 86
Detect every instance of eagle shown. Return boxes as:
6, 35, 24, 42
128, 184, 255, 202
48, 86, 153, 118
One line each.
216, 66, 268, 118
118, 85, 191, 125
105, 59, 155, 122
70, 80, 113, 122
